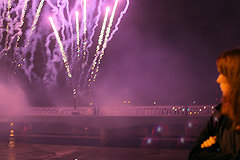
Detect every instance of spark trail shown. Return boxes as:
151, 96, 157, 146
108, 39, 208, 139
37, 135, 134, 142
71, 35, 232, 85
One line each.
14, 0, 45, 78
108, 0, 129, 42
102, 0, 119, 52
82, 0, 87, 61
25, 0, 45, 48
88, 0, 119, 85
86, 7, 110, 87
76, 11, 80, 53
15, 0, 29, 48
49, 17, 72, 78
87, 0, 103, 49
76, 0, 88, 92
4, 0, 12, 51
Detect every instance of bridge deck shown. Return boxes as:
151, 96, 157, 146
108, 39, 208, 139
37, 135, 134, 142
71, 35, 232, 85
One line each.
0, 106, 213, 148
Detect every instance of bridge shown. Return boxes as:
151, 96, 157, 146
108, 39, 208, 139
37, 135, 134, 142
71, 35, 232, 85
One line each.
22, 105, 214, 116
0, 105, 214, 129
0, 105, 215, 148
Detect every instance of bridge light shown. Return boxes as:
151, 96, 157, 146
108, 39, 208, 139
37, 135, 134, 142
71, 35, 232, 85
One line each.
146, 138, 152, 144
180, 137, 185, 143
188, 122, 192, 128
156, 126, 162, 132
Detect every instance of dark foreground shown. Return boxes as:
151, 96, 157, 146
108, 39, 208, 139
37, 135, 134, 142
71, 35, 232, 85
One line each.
0, 142, 190, 160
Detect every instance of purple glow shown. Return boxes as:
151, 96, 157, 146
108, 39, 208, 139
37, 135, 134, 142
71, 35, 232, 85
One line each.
0, 0, 129, 106
1, 1, 240, 107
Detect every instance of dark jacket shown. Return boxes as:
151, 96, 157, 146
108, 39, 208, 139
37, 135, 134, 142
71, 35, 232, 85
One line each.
188, 104, 240, 160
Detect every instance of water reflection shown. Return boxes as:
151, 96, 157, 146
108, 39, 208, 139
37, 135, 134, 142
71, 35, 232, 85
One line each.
8, 122, 15, 149
8, 149, 16, 160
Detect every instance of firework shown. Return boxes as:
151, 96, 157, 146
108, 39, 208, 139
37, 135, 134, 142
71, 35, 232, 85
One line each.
4, 0, 12, 51
0, 0, 129, 103
108, 0, 129, 41
15, 0, 29, 48
87, 7, 110, 86
91, 0, 119, 83
49, 17, 72, 78
76, 11, 80, 53
25, 0, 45, 47
81, 0, 87, 62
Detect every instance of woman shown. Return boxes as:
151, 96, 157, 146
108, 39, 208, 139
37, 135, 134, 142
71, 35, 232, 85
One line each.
188, 49, 240, 160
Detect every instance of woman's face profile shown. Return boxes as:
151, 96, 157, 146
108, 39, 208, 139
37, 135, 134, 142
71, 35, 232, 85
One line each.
217, 74, 231, 96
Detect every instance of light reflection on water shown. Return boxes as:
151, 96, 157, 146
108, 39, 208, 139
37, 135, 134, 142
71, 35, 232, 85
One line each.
0, 142, 189, 160
8, 122, 15, 150
7, 149, 16, 160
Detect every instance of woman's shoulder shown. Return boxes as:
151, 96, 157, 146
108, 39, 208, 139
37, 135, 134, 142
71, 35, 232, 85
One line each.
213, 104, 222, 119
212, 104, 234, 129
209, 104, 224, 129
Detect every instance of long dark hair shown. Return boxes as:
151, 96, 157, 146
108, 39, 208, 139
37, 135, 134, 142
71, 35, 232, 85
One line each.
216, 49, 240, 123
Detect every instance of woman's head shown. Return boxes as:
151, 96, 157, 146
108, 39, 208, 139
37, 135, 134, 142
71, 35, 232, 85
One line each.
216, 74, 231, 97
216, 48, 240, 122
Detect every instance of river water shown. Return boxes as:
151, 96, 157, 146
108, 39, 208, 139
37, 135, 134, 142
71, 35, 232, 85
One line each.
0, 142, 190, 160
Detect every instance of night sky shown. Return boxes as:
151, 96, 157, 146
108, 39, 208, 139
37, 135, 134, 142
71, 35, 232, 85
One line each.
93, 0, 240, 106
1, 0, 240, 107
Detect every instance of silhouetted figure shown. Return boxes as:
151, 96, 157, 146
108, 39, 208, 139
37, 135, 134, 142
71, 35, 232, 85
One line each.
189, 49, 240, 160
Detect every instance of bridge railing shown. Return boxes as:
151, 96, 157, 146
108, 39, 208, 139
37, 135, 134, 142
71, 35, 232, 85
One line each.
97, 105, 214, 117
26, 107, 94, 116
25, 105, 215, 117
